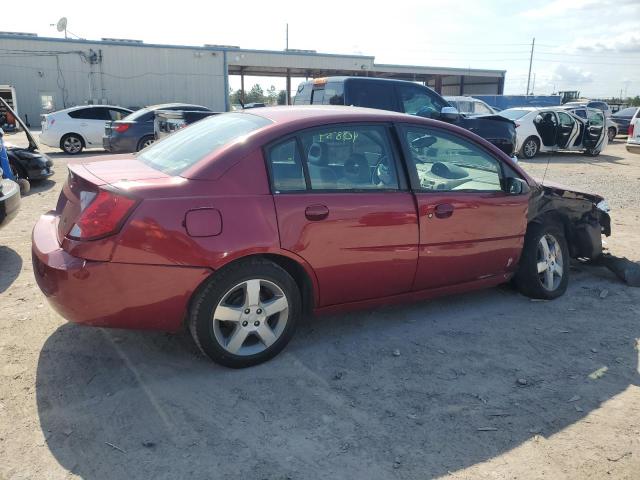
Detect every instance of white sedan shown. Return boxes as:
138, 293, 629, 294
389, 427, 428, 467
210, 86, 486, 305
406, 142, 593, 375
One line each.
500, 107, 607, 159
40, 105, 132, 154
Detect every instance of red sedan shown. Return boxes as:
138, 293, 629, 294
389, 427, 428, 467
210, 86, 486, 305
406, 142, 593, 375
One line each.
32, 107, 611, 368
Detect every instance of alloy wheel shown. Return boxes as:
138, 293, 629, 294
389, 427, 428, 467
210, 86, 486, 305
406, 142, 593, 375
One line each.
212, 279, 289, 356
536, 234, 564, 291
523, 139, 537, 158
142, 138, 154, 149
63, 136, 82, 154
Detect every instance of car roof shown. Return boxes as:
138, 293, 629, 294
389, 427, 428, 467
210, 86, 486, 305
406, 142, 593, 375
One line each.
444, 96, 484, 101
144, 103, 207, 110
54, 105, 131, 113
241, 105, 417, 124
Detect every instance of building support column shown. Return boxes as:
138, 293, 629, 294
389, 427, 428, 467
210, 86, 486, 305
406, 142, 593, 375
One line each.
223, 51, 230, 112
435, 76, 443, 94
286, 69, 291, 105
240, 68, 245, 104
459, 75, 465, 95
498, 75, 505, 95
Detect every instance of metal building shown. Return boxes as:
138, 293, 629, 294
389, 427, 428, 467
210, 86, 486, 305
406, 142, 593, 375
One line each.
0, 33, 506, 126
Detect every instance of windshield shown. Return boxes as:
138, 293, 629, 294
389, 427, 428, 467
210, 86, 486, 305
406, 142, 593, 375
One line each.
137, 113, 271, 175
500, 109, 531, 120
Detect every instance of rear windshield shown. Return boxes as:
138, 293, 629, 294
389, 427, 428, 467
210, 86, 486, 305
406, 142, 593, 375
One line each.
499, 109, 530, 120
137, 113, 271, 175
124, 108, 153, 121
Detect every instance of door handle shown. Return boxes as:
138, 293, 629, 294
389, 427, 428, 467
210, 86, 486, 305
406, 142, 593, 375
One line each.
305, 204, 329, 221
434, 203, 454, 219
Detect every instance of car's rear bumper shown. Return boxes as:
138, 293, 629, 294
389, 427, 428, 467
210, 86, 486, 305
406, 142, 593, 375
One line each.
0, 179, 20, 229
32, 213, 212, 331
103, 135, 138, 153
626, 142, 640, 154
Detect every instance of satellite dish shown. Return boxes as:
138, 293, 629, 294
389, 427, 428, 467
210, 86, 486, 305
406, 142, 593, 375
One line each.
56, 17, 67, 33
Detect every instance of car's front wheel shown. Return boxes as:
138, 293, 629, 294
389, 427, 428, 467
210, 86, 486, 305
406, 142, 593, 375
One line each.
521, 136, 539, 159
60, 134, 84, 154
189, 259, 301, 368
515, 222, 569, 300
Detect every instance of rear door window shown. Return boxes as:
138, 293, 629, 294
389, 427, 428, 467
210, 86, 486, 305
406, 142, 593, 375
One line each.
267, 139, 306, 192
68, 107, 109, 120
345, 80, 398, 111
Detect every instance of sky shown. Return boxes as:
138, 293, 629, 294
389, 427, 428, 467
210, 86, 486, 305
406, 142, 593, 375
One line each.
4, 0, 639, 98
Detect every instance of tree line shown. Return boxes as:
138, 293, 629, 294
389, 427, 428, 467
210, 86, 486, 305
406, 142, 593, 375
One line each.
229, 84, 287, 106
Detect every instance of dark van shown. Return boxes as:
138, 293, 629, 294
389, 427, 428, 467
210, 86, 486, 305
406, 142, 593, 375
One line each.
294, 77, 517, 157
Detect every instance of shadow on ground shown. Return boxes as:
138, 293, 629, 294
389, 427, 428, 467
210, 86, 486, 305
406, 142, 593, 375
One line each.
522, 147, 626, 166
36, 265, 639, 479
0, 246, 22, 293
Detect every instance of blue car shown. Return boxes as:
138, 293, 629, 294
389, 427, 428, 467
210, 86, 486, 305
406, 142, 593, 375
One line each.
103, 103, 211, 153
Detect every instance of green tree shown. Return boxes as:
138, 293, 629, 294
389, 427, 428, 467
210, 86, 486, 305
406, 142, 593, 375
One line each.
629, 96, 640, 107
267, 85, 278, 105
245, 84, 265, 104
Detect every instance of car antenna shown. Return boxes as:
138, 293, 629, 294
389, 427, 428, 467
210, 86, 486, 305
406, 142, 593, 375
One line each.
540, 151, 552, 185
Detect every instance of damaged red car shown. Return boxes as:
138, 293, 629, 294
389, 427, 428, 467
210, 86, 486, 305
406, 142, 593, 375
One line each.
32, 107, 611, 368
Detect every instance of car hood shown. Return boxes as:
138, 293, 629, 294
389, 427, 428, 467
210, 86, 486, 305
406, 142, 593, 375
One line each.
537, 178, 604, 203
0, 97, 38, 151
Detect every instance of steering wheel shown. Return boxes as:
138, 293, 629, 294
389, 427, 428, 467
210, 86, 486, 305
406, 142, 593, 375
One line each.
371, 155, 395, 186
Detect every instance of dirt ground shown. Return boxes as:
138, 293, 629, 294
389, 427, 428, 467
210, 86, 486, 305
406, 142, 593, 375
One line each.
1, 135, 639, 480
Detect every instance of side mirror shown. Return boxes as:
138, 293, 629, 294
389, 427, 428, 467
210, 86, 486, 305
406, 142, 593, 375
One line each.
440, 106, 459, 122
504, 177, 530, 195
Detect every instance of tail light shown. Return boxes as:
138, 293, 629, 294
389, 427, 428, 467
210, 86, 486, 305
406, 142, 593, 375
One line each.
68, 189, 137, 240
515, 122, 520, 128
629, 124, 634, 137
113, 124, 130, 133
50, 119, 55, 126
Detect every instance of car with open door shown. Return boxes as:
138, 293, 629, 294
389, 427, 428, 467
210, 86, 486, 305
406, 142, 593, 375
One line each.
294, 77, 517, 159
0, 97, 53, 194
500, 107, 607, 159
32, 106, 611, 368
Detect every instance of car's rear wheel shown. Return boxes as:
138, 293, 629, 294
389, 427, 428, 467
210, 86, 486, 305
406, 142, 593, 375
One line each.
515, 222, 569, 300
137, 136, 155, 151
189, 259, 301, 368
60, 134, 84, 154
608, 127, 616, 142
521, 136, 539, 159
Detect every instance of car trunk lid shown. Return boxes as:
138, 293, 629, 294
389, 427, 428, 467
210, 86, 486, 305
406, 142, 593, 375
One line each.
55, 157, 169, 243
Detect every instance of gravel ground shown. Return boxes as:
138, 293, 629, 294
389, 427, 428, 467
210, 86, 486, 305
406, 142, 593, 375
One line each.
1, 136, 639, 480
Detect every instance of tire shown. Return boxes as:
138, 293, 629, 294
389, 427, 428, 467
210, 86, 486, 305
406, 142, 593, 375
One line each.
136, 136, 155, 152
521, 136, 539, 159
9, 163, 30, 195
188, 258, 302, 368
60, 134, 84, 154
607, 127, 616, 142
584, 148, 600, 157
514, 222, 569, 300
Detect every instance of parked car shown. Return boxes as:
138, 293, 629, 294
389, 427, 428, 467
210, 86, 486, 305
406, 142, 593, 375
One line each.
0, 98, 53, 194
40, 105, 133, 154
612, 107, 639, 137
626, 108, 640, 154
0, 175, 20, 230
561, 104, 618, 142
294, 77, 517, 158
444, 96, 497, 116
103, 103, 211, 153
0, 128, 20, 228
499, 107, 607, 159
32, 106, 611, 368
154, 109, 219, 140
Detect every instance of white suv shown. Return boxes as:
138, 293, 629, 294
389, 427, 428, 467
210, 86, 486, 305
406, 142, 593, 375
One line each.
40, 105, 132, 154
627, 108, 640, 154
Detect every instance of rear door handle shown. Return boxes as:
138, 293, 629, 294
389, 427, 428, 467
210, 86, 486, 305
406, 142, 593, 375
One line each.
434, 203, 455, 219
305, 204, 329, 221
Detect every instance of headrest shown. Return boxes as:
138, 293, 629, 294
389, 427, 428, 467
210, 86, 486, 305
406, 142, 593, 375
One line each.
307, 142, 328, 165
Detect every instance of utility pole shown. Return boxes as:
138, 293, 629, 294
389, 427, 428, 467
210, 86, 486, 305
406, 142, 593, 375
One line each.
526, 37, 535, 96
286, 23, 289, 50
531, 73, 536, 95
